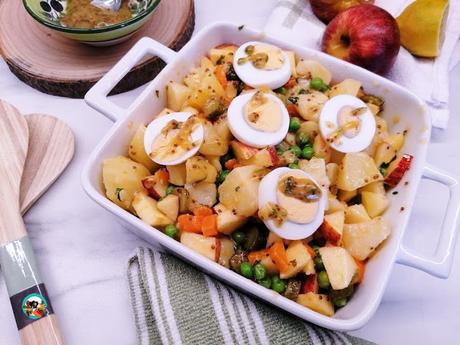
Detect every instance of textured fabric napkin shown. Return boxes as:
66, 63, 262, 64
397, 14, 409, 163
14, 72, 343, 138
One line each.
264, 0, 460, 129
127, 247, 374, 345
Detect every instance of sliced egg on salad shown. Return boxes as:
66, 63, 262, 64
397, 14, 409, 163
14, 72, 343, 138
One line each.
144, 112, 204, 166
258, 167, 327, 240
227, 90, 289, 148
319, 95, 376, 153
233, 41, 291, 89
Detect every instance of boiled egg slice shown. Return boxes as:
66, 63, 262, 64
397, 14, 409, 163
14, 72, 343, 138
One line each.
233, 41, 291, 89
144, 112, 204, 166
258, 167, 327, 240
227, 90, 289, 148
319, 95, 376, 153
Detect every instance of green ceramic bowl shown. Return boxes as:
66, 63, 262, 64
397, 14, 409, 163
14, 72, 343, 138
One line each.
23, 0, 161, 45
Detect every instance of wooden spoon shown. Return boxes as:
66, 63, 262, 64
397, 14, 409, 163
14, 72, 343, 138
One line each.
21, 114, 74, 214
0, 101, 65, 345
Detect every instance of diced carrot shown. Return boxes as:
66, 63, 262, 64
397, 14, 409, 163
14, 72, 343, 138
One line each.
284, 77, 297, 89
177, 214, 201, 233
248, 249, 270, 264
202, 214, 218, 236
156, 169, 169, 183
215, 65, 228, 89
286, 104, 298, 116
354, 258, 366, 284
225, 159, 240, 170
304, 243, 316, 258
193, 206, 214, 217
269, 241, 289, 273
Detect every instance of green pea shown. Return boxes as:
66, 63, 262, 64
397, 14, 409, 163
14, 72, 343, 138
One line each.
296, 131, 309, 147
317, 271, 330, 289
314, 256, 325, 271
276, 147, 285, 156
276, 87, 287, 95
232, 231, 246, 245
254, 263, 266, 280
290, 145, 302, 157
217, 169, 230, 184
289, 117, 301, 132
310, 77, 328, 92
258, 276, 272, 289
288, 162, 299, 169
272, 276, 286, 293
165, 185, 175, 195
332, 297, 348, 307
240, 262, 254, 278
164, 224, 178, 239
301, 146, 314, 159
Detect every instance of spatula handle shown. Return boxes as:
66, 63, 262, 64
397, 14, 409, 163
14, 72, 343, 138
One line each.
0, 235, 65, 345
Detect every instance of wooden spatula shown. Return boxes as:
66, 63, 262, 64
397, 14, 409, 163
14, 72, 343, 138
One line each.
21, 114, 74, 214
0, 101, 65, 345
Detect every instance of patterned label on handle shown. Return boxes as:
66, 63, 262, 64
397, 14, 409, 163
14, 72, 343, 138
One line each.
0, 236, 54, 329
10, 283, 54, 330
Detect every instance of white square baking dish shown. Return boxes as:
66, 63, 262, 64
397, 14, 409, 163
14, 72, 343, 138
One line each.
82, 22, 460, 331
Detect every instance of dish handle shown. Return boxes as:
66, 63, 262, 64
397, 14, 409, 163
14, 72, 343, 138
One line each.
85, 37, 177, 122
396, 164, 460, 278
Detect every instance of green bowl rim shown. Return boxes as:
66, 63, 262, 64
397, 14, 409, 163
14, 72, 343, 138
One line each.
22, 0, 161, 34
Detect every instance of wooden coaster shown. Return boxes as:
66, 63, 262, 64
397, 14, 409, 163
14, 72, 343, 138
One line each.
0, 0, 194, 98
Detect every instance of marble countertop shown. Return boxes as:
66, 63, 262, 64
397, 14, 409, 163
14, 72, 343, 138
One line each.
1, 1, 460, 344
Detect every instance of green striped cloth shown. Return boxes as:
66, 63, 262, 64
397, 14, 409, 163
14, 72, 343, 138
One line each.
127, 247, 373, 345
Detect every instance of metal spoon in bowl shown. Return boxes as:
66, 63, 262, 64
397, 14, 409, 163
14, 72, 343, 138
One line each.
91, 0, 122, 11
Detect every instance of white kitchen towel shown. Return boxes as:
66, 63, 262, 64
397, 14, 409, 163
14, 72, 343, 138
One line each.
264, 0, 460, 129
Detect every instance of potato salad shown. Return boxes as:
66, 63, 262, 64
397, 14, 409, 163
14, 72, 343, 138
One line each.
102, 42, 413, 316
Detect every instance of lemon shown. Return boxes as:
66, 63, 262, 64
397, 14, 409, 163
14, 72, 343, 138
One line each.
396, 0, 449, 57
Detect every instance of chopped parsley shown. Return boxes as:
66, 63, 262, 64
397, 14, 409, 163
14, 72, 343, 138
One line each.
288, 96, 299, 104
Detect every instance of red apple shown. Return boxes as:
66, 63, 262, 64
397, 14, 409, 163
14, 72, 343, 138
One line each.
385, 154, 413, 187
320, 211, 344, 245
321, 4, 400, 74
302, 274, 319, 294
142, 169, 169, 199
230, 140, 258, 161
310, 0, 374, 23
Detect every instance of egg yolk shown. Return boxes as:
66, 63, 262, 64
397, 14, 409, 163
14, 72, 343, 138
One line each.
326, 105, 366, 144
238, 44, 285, 70
150, 116, 201, 162
276, 173, 321, 224
244, 91, 282, 132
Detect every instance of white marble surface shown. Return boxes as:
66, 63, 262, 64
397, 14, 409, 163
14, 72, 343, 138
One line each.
1, 1, 459, 344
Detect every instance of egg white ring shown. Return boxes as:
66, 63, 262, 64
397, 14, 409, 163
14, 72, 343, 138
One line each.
227, 91, 290, 148
144, 112, 204, 166
258, 167, 327, 240
319, 95, 376, 153
233, 41, 292, 89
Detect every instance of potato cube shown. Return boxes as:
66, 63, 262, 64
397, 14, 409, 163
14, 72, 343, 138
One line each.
297, 293, 335, 317
128, 125, 159, 172
132, 192, 172, 227
166, 81, 191, 111
343, 217, 391, 260
102, 156, 150, 210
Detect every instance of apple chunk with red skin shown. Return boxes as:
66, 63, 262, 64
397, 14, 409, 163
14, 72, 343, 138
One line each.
142, 169, 169, 200
321, 4, 400, 75
320, 210, 344, 245
384, 154, 413, 187
310, 0, 374, 23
